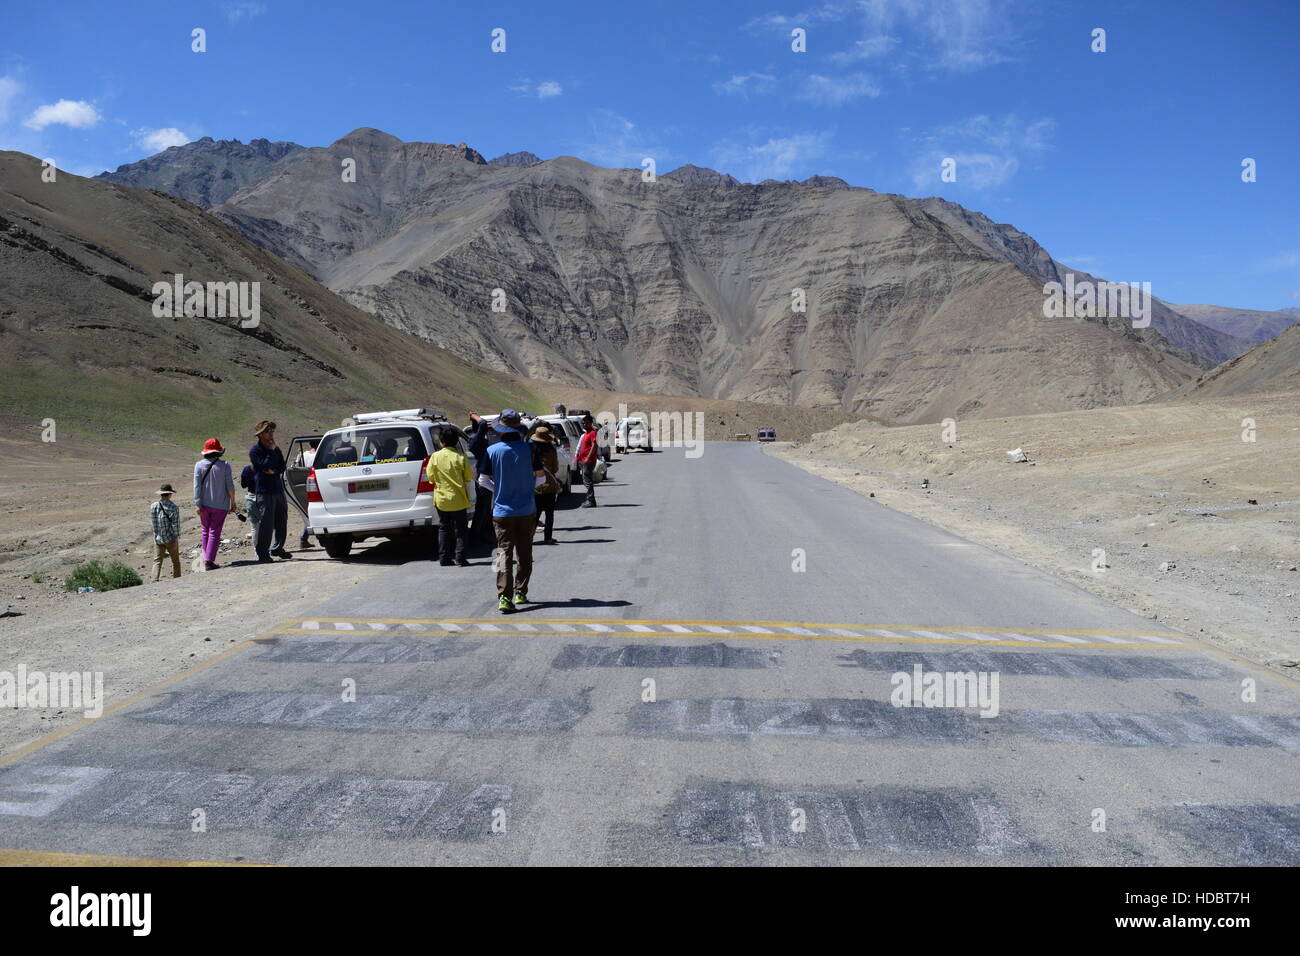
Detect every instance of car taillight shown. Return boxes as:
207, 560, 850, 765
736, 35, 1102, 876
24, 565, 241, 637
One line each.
306, 467, 322, 502
417, 457, 435, 493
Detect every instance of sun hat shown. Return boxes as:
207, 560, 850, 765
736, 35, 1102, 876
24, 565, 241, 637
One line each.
201, 438, 225, 456
492, 409, 523, 434
158, 483, 175, 495
531, 425, 554, 443
253, 420, 276, 436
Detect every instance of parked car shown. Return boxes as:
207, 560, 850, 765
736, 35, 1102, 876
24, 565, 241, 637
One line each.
284, 409, 468, 560
538, 414, 585, 486
614, 417, 653, 453
757, 426, 777, 442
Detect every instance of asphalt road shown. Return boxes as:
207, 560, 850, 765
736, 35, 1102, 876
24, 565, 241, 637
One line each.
1, 443, 1296, 865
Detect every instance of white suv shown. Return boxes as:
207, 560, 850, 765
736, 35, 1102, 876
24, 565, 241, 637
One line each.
286, 409, 468, 560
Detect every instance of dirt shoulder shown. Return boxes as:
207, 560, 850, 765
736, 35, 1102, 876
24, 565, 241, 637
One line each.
768, 389, 1300, 679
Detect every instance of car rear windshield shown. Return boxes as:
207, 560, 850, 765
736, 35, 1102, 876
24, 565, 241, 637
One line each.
315, 426, 428, 469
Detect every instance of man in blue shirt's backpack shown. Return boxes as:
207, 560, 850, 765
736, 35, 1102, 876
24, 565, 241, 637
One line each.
478, 409, 544, 613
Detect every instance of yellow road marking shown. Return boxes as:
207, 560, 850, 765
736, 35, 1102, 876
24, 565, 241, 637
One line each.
0, 637, 262, 770
267, 626, 1179, 650
0, 848, 272, 867
279, 617, 1182, 638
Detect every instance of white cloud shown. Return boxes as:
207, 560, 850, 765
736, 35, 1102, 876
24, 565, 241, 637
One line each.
224, 1, 266, 22
908, 113, 1053, 191
1261, 249, 1300, 271
711, 131, 833, 182
135, 127, 191, 153
798, 73, 881, 105
581, 109, 671, 169
23, 99, 101, 131
714, 72, 777, 97
0, 76, 20, 125
754, 0, 1019, 73
510, 79, 564, 99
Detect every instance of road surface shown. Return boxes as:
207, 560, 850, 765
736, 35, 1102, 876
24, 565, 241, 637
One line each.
1, 443, 1296, 865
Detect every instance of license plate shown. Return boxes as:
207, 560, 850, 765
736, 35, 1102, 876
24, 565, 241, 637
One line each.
348, 479, 389, 494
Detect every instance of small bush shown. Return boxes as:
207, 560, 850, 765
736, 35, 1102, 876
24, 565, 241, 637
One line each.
65, 559, 143, 592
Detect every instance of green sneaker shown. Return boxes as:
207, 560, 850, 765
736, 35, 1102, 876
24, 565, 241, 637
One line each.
498, 595, 515, 614
513, 590, 529, 606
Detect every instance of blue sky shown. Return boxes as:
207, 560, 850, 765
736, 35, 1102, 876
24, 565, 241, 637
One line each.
3, 0, 1297, 310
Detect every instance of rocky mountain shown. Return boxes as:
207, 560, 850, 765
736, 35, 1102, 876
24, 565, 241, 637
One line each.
663, 164, 741, 187
1183, 320, 1300, 398
202, 128, 1222, 423
489, 151, 543, 167
0, 150, 539, 445
97, 137, 304, 209
1169, 303, 1300, 345
91, 128, 1257, 423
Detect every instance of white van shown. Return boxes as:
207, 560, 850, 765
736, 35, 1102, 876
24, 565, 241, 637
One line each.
285, 409, 469, 559
614, 417, 653, 453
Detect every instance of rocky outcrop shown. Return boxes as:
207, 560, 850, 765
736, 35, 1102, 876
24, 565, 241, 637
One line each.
97, 137, 304, 209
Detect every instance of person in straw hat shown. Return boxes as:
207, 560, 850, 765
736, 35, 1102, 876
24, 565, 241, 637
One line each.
528, 423, 562, 545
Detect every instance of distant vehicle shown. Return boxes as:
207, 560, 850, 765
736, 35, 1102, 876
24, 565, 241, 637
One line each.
285, 409, 468, 560
757, 427, 776, 442
614, 417, 653, 453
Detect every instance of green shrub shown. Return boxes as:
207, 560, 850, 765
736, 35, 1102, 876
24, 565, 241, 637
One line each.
64, 559, 143, 592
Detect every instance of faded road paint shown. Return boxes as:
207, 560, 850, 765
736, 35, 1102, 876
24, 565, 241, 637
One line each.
254, 638, 482, 664
551, 642, 781, 669
0, 764, 512, 840
673, 781, 1034, 855
631, 697, 1300, 748
837, 649, 1228, 680
130, 689, 592, 734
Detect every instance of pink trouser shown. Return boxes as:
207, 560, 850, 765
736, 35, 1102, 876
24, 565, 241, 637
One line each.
199, 506, 227, 563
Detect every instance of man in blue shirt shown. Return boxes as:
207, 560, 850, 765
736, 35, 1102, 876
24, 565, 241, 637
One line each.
249, 420, 292, 563
478, 409, 543, 613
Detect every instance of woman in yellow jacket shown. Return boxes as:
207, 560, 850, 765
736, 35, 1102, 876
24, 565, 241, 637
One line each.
425, 430, 476, 566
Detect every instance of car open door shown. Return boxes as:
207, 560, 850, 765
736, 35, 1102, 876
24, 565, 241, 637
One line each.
283, 435, 322, 520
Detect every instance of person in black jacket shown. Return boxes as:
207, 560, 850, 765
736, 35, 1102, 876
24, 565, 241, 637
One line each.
249, 420, 292, 562
465, 414, 497, 546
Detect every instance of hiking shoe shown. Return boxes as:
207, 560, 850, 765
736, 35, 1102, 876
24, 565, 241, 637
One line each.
272, 549, 293, 559
439, 558, 454, 567
257, 557, 274, 564
581, 501, 597, 508
498, 595, 515, 614
456, 558, 471, 567
204, 561, 219, 571
513, 591, 529, 606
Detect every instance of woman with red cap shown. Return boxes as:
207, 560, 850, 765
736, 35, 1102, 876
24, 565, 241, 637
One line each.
193, 438, 238, 570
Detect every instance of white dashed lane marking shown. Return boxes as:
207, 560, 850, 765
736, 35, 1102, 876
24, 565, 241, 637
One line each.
282, 620, 1186, 650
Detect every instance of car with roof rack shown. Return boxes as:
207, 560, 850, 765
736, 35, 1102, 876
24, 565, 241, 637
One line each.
284, 408, 469, 560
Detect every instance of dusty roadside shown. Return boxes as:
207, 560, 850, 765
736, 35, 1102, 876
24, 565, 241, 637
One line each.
768, 389, 1300, 679
0, 430, 398, 758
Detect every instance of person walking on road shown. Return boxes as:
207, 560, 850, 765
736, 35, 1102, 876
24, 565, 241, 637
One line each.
478, 409, 544, 613
250, 420, 292, 563
150, 483, 182, 581
529, 424, 561, 544
193, 438, 238, 570
426, 429, 474, 567
575, 414, 600, 508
